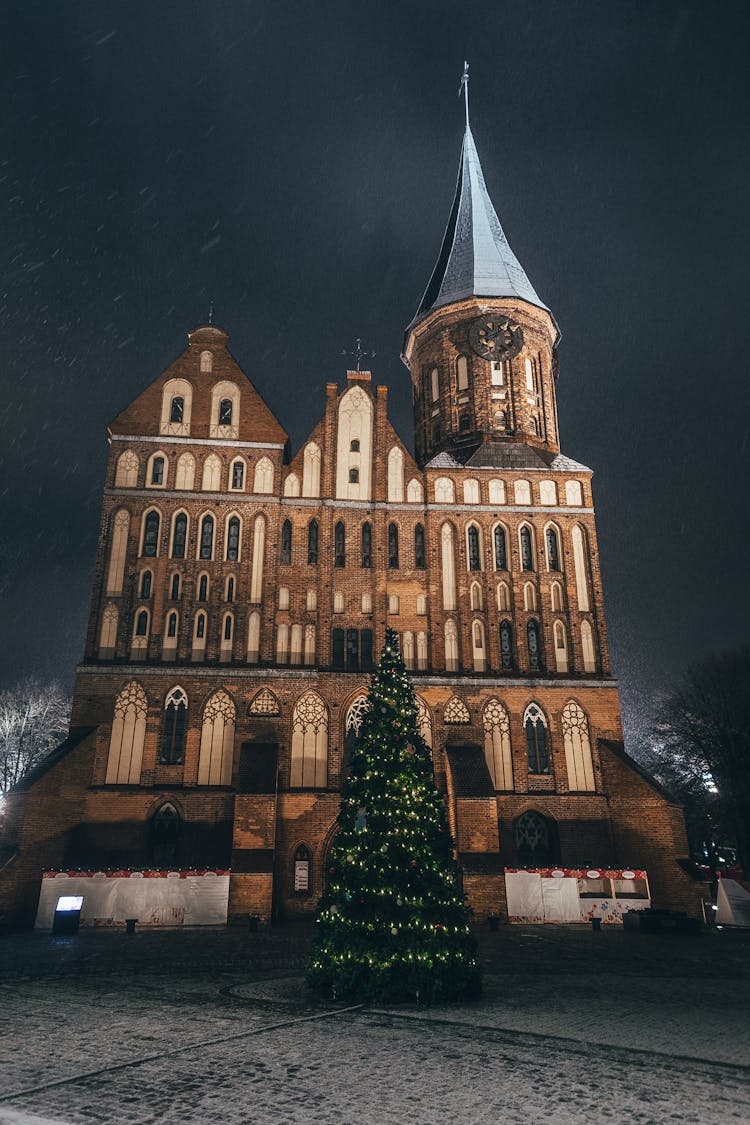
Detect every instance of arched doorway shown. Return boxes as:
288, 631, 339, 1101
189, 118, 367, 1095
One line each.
515, 810, 558, 867
149, 803, 182, 866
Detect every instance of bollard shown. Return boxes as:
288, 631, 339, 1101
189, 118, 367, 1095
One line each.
125, 918, 137, 934
590, 917, 602, 933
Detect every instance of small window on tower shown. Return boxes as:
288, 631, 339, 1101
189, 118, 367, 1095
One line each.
459, 413, 471, 432
219, 398, 233, 426
140, 571, 152, 599
135, 610, 149, 637
349, 468, 359, 484
457, 355, 469, 391
350, 439, 360, 452
491, 362, 504, 386
170, 573, 180, 600
170, 396, 184, 423
431, 368, 439, 402
231, 461, 245, 490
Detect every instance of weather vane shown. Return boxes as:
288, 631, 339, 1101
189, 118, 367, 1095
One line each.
459, 60, 469, 126
342, 337, 376, 372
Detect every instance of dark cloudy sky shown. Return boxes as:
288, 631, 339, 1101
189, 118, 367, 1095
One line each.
2, 1, 748, 745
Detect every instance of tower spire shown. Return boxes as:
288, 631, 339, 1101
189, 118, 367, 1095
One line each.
459, 61, 469, 128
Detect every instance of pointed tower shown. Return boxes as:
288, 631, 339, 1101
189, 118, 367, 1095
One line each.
403, 116, 561, 467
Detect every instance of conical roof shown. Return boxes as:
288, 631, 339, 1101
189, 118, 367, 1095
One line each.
408, 126, 553, 331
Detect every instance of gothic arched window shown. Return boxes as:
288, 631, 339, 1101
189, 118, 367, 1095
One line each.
219, 398, 233, 426
150, 456, 165, 486
226, 516, 240, 562
516, 810, 556, 866
169, 396, 184, 424
546, 526, 560, 571
281, 519, 292, 565
149, 803, 182, 866
199, 514, 214, 560
160, 686, 187, 765
197, 690, 235, 786
307, 519, 319, 565
290, 691, 328, 788
170, 573, 180, 600
467, 525, 481, 571
527, 619, 542, 672
198, 574, 208, 602
166, 611, 178, 638
334, 521, 346, 567
494, 525, 507, 571
140, 571, 152, 599
483, 699, 513, 790
225, 576, 234, 603
135, 610, 149, 637
414, 524, 426, 569
360, 522, 372, 568
562, 700, 596, 791
499, 620, 514, 670
172, 512, 188, 559
142, 510, 160, 558
520, 525, 533, 571
388, 523, 399, 569
524, 703, 549, 774
105, 680, 147, 785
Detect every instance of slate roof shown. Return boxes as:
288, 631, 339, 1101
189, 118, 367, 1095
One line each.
408, 126, 554, 333
424, 442, 591, 474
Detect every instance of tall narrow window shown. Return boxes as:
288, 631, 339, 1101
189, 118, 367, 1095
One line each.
457, 355, 469, 391
170, 573, 180, 600
135, 609, 149, 636
166, 611, 178, 638
170, 396, 184, 423
226, 517, 240, 562
361, 629, 373, 670
332, 628, 345, 670
225, 576, 234, 603
467, 525, 481, 571
494, 526, 507, 570
430, 367, 439, 402
388, 523, 399, 568
414, 524, 425, 569
483, 699, 513, 791
150, 456, 165, 486
527, 619, 542, 671
197, 691, 235, 786
231, 460, 245, 490
219, 398, 233, 426
140, 571, 152, 598
334, 521, 345, 567
281, 519, 292, 565
524, 702, 549, 773
142, 511, 160, 558
199, 515, 214, 560
361, 522, 372, 568
546, 526, 560, 571
500, 620, 514, 670
562, 700, 595, 790
172, 513, 187, 559
520, 525, 533, 571
105, 681, 147, 785
198, 574, 208, 601
195, 612, 206, 639
346, 628, 359, 671
160, 687, 187, 765
307, 519, 318, 565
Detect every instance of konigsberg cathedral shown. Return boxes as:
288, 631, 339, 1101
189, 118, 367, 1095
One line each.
1, 115, 703, 929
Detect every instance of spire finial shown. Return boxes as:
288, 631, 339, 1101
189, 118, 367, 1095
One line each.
208, 301, 214, 325
341, 337, 376, 373
459, 60, 469, 127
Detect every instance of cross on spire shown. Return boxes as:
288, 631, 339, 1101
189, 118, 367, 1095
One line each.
341, 337, 376, 372
459, 60, 469, 127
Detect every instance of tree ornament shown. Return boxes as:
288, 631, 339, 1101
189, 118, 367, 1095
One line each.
390, 926, 398, 936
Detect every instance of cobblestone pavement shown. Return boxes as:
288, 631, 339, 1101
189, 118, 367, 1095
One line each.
1, 924, 749, 1124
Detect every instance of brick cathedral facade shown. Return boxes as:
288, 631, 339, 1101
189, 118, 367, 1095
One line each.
1, 121, 702, 926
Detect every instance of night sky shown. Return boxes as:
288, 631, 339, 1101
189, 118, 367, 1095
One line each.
2, 1, 749, 747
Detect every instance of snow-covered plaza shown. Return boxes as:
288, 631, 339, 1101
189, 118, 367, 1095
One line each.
1, 923, 749, 1124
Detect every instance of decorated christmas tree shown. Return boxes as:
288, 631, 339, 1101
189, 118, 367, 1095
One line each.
307, 630, 481, 1003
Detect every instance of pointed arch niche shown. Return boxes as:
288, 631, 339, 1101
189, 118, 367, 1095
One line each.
562, 700, 595, 791
290, 691, 328, 788
483, 698, 513, 790
336, 387, 373, 501
197, 691, 235, 786
105, 681, 148, 785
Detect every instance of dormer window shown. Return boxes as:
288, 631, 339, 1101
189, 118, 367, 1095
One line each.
170, 396, 184, 423
219, 398, 233, 426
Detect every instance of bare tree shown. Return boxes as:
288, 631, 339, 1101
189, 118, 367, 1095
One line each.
649, 648, 750, 876
0, 678, 72, 794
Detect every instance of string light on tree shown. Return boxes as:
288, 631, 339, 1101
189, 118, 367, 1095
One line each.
307, 629, 481, 1003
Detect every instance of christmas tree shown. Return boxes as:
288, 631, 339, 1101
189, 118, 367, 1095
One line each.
307, 630, 481, 1003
